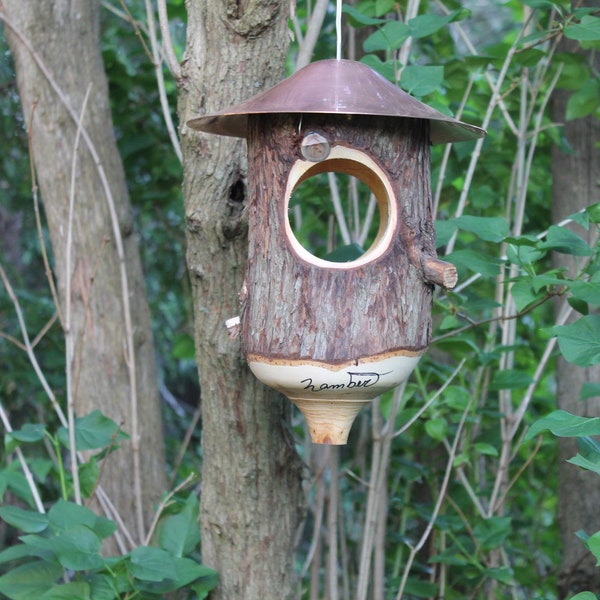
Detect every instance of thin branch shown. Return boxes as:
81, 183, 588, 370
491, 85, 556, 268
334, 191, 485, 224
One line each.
144, 472, 197, 545
0, 401, 45, 513
144, 0, 182, 162
65, 84, 93, 506
0, 261, 68, 429
157, 0, 182, 79
432, 291, 559, 344
326, 447, 339, 600
444, 14, 534, 255
295, 0, 330, 70
393, 359, 466, 439
328, 172, 352, 246
395, 397, 472, 600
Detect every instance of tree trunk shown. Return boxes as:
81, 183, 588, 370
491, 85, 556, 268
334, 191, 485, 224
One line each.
178, 1, 306, 599
551, 36, 600, 599
3, 0, 166, 546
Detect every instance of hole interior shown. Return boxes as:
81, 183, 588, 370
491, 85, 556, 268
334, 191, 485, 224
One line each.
284, 146, 397, 269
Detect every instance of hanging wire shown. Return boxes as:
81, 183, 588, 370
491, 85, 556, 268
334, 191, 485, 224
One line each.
336, 0, 342, 60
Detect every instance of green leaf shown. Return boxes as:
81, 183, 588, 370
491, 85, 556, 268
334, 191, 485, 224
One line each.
48, 499, 116, 540
451, 215, 509, 243
401, 578, 439, 597
425, 417, 447, 441
158, 494, 201, 557
407, 11, 465, 39
446, 249, 502, 277
172, 333, 195, 360
54, 525, 104, 571
586, 202, 600, 223
506, 235, 545, 266
323, 242, 364, 262
0, 506, 48, 533
78, 457, 100, 498
57, 410, 129, 451
342, 5, 387, 27
48, 499, 96, 530
483, 566, 513, 584
83, 574, 119, 600
521, 0, 556, 8
525, 409, 600, 441
136, 557, 219, 596
538, 225, 592, 256
473, 517, 511, 550
568, 592, 598, 600
568, 454, 600, 477
359, 55, 397, 82
400, 65, 444, 97
435, 219, 457, 248
586, 530, 600, 564
40, 582, 91, 600
363, 21, 409, 53
564, 15, 600, 41
566, 79, 600, 121
570, 281, 600, 305
581, 383, 600, 401
553, 315, 600, 366
474, 442, 499, 457
0, 561, 63, 600
490, 369, 534, 390
129, 546, 177, 582
510, 280, 540, 312
7, 423, 46, 446
0, 544, 38, 565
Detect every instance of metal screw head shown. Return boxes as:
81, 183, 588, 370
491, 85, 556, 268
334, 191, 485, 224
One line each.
301, 132, 330, 162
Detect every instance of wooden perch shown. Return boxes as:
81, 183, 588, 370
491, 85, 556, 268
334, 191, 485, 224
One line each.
421, 257, 458, 290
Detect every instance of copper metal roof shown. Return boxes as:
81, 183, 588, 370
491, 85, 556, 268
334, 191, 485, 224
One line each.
187, 59, 486, 145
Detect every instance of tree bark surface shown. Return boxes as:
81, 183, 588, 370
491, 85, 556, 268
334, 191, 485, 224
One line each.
551, 35, 600, 599
3, 0, 166, 545
178, 1, 306, 598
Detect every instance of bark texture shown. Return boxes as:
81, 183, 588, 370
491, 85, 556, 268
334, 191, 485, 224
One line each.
244, 114, 435, 362
178, 1, 306, 598
3, 0, 165, 544
551, 36, 600, 599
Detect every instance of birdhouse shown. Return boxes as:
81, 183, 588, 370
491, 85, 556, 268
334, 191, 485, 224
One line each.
188, 59, 485, 445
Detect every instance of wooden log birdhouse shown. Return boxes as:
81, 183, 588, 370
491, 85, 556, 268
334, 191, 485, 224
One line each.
188, 59, 486, 445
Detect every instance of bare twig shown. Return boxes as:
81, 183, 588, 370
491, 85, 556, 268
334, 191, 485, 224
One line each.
65, 84, 93, 506
327, 172, 352, 246
144, 472, 197, 545
157, 0, 182, 79
0, 261, 68, 429
144, 0, 182, 162
0, 401, 45, 513
393, 359, 466, 438
395, 397, 472, 600
295, 0, 330, 70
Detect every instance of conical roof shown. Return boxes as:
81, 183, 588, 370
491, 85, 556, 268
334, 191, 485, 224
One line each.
187, 59, 486, 145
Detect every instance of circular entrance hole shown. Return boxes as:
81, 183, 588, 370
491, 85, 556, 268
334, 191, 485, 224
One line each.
289, 172, 380, 262
285, 149, 396, 267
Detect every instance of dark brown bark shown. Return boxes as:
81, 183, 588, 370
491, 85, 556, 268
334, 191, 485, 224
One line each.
3, 0, 166, 544
178, 1, 306, 598
551, 35, 600, 600
244, 114, 436, 362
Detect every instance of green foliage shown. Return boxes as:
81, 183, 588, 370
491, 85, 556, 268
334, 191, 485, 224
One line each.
2, 0, 599, 599
0, 413, 217, 600
290, 0, 600, 598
